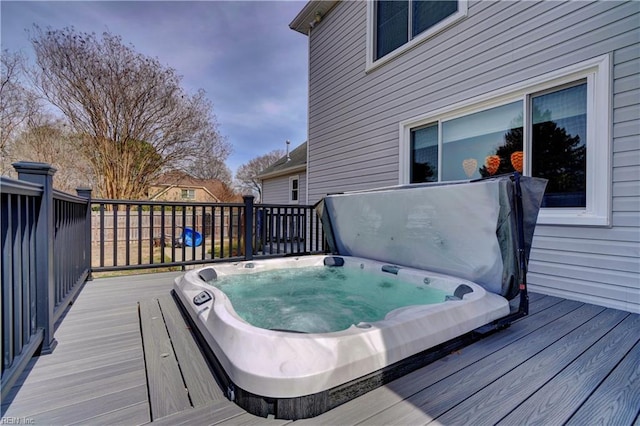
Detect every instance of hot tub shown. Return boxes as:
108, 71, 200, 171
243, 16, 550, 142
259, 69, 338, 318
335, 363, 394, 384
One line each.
173, 175, 547, 419
175, 255, 509, 397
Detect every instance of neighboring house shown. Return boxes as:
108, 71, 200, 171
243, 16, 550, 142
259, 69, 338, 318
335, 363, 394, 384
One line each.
148, 170, 233, 202
257, 141, 309, 252
290, 1, 639, 312
258, 141, 307, 204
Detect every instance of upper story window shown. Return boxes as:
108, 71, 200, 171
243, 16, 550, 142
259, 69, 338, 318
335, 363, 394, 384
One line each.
289, 176, 299, 204
368, 0, 467, 71
400, 56, 611, 226
181, 189, 195, 200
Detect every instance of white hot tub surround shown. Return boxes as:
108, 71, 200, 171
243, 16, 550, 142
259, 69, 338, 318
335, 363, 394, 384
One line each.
173, 255, 510, 399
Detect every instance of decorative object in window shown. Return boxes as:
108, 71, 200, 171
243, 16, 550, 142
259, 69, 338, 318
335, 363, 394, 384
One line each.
510, 151, 523, 173
484, 155, 501, 176
462, 158, 477, 178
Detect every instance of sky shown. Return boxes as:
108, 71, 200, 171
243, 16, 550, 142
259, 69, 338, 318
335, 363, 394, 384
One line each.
1, 0, 309, 175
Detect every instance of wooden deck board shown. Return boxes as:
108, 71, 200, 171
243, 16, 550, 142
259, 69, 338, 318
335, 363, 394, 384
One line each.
3, 364, 146, 415
436, 308, 631, 425
2, 272, 638, 425
499, 312, 640, 425
148, 400, 246, 426
10, 355, 143, 397
363, 303, 607, 425
55, 315, 139, 335
565, 339, 640, 426
67, 402, 150, 426
214, 413, 293, 425
11, 346, 142, 387
25, 385, 149, 425
157, 294, 227, 405
139, 298, 192, 419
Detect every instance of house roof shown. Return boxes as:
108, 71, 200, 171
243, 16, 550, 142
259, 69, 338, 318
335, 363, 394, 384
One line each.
289, 1, 339, 35
257, 141, 307, 180
149, 170, 228, 201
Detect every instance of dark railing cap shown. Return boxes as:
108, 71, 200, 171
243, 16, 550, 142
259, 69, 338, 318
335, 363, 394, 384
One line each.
12, 161, 58, 176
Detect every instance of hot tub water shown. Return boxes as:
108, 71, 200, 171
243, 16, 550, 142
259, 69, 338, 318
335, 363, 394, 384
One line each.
207, 266, 449, 333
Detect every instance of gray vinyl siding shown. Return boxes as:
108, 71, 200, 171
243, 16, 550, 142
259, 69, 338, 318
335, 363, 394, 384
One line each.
306, 0, 639, 312
261, 173, 307, 205
528, 39, 640, 313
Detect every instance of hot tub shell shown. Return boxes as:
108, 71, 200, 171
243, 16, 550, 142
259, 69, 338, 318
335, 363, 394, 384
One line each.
173, 175, 547, 419
175, 256, 509, 393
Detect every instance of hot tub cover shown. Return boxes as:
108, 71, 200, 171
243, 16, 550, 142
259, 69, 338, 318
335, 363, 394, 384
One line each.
316, 175, 546, 299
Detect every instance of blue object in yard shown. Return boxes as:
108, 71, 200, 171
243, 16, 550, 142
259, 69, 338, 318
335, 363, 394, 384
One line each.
183, 227, 203, 247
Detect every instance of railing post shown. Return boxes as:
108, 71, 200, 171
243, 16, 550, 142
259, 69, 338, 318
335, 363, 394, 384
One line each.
243, 195, 254, 261
12, 161, 57, 354
76, 187, 93, 281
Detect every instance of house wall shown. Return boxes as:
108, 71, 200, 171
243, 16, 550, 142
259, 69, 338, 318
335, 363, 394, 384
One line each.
306, 1, 639, 312
148, 186, 217, 203
262, 173, 307, 205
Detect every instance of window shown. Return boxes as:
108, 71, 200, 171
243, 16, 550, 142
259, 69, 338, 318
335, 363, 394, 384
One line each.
289, 176, 299, 204
441, 101, 523, 182
368, 1, 467, 70
400, 56, 611, 225
410, 123, 438, 183
531, 83, 587, 208
181, 189, 195, 200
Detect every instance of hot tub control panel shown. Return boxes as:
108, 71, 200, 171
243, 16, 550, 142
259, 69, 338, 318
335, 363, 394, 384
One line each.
193, 291, 212, 306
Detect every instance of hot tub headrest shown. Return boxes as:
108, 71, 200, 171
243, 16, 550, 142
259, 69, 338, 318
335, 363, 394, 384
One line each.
198, 268, 217, 282
323, 256, 345, 267
316, 175, 546, 299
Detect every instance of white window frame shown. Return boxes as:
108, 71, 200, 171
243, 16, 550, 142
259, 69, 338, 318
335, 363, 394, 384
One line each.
181, 188, 195, 200
366, 0, 468, 72
399, 55, 611, 226
289, 175, 300, 204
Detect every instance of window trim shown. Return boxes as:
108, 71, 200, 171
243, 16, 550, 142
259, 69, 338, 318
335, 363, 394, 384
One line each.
289, 175, 300, 204
399, 55, 611, 226
180, 188, 195, 200
366, 0, 468, 72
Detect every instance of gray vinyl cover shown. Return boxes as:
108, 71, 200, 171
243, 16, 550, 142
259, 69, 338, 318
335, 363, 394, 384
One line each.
316, 176, 547, 299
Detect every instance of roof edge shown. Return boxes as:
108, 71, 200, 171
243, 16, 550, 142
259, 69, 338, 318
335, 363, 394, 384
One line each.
258, 164, 307, 180
289, 1, 340, 35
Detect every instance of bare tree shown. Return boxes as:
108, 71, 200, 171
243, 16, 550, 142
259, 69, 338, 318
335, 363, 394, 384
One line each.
188, 156, 240, 201
8, 115, 94, 192
29, 26, 231, 199
235, 149, 285, 202
0, 50, 39, 174
216, 182, 241, 202
189, 154, 233, 186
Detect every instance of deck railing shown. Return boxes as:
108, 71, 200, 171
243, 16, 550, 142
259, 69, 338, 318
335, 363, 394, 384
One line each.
52, 189, 92, 320
1, 162, 91, 400
91, 197, 325, 272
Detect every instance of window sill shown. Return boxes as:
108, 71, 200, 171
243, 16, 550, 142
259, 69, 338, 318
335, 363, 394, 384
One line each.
537, 209, 611, 227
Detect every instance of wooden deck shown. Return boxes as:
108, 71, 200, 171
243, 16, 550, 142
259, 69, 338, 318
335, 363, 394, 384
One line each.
2, 271, 638, 425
